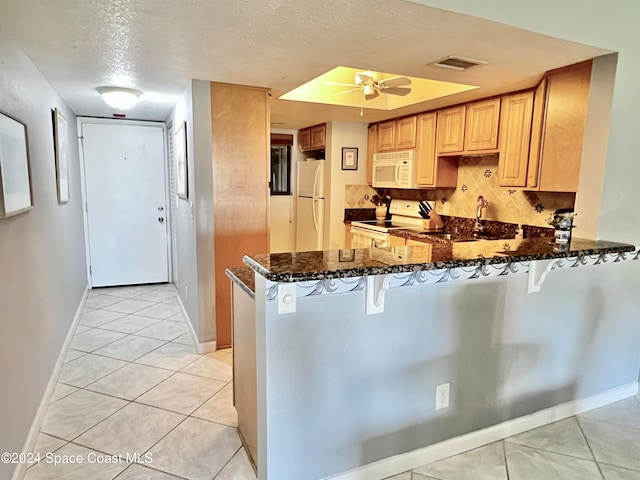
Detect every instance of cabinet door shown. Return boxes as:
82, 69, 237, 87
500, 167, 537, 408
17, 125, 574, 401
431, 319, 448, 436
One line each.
527, 78, 547, 188
351, 231, 372, 249
497, 92, 534, 187
395, 116, 417, 150
377, 120, 396, 151
298, 128, 311, 151
367, 124, 377, 185
310, 124, 326, 150
465, 99, 500, 151
536, 61, 591, 192
416, 112, 438, 186
389, 235, 406, 247
436, 106, 466, 154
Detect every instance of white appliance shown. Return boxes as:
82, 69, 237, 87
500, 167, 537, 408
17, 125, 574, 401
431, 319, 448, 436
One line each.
296, 159, 325, 251
372, 150, 419, 189
350, 200, 437, 248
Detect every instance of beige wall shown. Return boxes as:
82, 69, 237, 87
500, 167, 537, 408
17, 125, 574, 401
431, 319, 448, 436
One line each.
165, 80, 216, 345
325, 122, 369, 249
0, 41, 87, 479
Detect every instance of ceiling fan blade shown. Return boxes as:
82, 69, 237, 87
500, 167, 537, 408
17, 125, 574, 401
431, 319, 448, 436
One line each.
378, 76, 411, 88
326, 81, 359, 87
356, 72, 375, 86
365, 89, 379, 101
331, 88, 362, 96
381, 87, 411, 97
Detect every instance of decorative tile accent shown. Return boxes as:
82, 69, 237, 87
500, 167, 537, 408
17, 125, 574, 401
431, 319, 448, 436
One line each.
484, 168, 492, 178
534, 202, 545, 214
344, 184, 379, 208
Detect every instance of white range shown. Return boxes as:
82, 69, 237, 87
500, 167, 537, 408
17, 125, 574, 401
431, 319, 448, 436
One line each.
350, 199, 438, 248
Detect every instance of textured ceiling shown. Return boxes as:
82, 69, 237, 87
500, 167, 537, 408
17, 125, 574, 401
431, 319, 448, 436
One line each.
0, 0, 611, 128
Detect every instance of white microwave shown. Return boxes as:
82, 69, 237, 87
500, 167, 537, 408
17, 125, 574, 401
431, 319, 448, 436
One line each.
372, 150, 418, 189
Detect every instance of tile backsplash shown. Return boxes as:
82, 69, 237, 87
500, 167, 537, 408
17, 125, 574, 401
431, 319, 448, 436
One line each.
351, 155, 575, 228
344, 184, 380, 208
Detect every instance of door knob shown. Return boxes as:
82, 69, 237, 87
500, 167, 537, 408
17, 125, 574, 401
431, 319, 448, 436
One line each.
158, 217, 165, 224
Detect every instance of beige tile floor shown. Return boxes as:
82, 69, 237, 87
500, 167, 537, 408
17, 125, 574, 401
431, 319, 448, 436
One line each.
25, 284, 256, 480
385, 397, 640, 480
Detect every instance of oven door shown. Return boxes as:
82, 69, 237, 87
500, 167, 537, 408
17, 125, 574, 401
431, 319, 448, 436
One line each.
351, 226, 390, 248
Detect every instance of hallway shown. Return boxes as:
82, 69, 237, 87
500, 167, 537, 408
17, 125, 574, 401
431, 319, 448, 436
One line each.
24, 284, 256, 480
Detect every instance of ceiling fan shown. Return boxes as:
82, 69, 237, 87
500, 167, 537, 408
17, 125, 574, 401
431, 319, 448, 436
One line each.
326, 72, 412, 101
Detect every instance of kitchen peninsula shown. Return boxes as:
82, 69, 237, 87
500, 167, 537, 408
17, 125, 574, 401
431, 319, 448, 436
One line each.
231, 237, 637, 480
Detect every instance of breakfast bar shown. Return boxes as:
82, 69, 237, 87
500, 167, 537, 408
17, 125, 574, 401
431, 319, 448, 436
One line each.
232, 238, 637, 480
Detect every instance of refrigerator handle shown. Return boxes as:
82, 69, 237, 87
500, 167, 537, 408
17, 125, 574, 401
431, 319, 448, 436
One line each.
312, 199, 319, 233
313, 164, 321, 198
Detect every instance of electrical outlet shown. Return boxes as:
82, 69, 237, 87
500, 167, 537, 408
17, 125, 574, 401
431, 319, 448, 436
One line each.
436, 383, 450, 410
184, 285, 188, 301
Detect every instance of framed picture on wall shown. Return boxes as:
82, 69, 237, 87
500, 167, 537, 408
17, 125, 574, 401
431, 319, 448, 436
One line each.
53, 107, 70, 203
341, 147, 358, 171
175, 121, 188, 199
0, 110, 33, 218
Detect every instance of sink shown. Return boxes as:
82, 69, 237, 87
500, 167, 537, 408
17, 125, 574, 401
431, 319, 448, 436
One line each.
418, 232, 480, 242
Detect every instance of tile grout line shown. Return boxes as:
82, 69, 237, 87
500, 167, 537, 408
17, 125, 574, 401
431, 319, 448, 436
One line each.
502, 440, 510, 480
574, 416, 606, 480
211, 445, 243, 480
504, 437, 605, 465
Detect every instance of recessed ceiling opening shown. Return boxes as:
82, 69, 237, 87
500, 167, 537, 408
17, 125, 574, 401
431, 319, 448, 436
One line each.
279, 66, 478, 111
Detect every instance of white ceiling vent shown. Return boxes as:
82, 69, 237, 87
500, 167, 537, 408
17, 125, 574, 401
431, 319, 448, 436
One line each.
432, 56, 488, 71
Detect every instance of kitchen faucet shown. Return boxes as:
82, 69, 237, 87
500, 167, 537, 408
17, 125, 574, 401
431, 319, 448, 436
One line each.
474, 195, 486, 234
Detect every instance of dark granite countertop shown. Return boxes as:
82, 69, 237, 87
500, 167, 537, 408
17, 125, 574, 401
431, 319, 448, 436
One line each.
244, 237, 635, 283
225, 267, 255, 298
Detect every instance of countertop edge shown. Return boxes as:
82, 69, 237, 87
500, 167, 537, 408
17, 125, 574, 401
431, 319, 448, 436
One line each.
243, 242, 636, 283
225, 267, 256, 298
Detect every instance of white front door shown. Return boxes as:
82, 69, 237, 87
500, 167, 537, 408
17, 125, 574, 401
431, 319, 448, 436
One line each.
81, 121, 169, 287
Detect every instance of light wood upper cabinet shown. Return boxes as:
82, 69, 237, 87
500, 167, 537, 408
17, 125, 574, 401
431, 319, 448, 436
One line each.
436, 106, 466, 154
377, 120, 396, 151
298, 124, 325, 152
395, 116, 417, 150
376, 116, 417, 152
367, 124, 377, 185
527, 60, 592, 192
416, 112, 458, 188
465, 99, 500, 151
497, 92, 534, 187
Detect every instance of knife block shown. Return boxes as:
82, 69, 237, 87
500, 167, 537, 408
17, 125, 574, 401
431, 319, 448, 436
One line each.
421, 210, 444, 230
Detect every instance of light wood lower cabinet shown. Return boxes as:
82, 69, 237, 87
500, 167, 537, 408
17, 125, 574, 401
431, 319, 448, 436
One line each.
497, 92, 534, 187
389, 235, 406, 246
416, 112, 458, 188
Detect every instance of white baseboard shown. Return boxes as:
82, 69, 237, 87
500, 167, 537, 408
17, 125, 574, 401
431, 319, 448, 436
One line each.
325, 381, 639, 480
176, 294, 217, 353
11, 285, 90, 480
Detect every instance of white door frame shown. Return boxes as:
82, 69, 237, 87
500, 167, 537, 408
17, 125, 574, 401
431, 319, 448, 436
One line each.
77, 117, 173, 287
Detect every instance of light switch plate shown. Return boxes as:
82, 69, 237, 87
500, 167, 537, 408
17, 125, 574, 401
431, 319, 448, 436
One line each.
278, 283, 297, 314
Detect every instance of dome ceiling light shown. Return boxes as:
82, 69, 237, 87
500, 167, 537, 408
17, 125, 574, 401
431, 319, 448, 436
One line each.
96, 86, 142, 110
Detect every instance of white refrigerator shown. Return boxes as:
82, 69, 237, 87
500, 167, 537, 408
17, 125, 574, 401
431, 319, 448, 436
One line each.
296, 159, 325, 251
